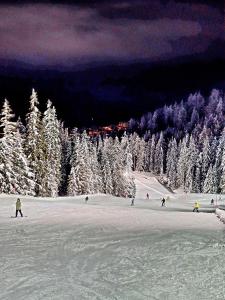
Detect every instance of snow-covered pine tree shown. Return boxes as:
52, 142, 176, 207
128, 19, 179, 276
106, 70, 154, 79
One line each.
144, 138, 151, 171
34, 123, 49, 196
121, 132, 130, 168
110, 137, 127, 196
219, 133, 225, 194
188, 107, 199, 132
149, 134, 156, 172
210, 137, 218, 166
166, 139, 172, 178
89, 144, 103, 193
176, 100, 187, 130
42, 100, 62, 197
0, 99, 35, 195
154, 132, 164, 175
121, 133, 136, 197
17, 116, 26, 137
67, 132, 80, 195
67, 166, 77, 196
129, 132, 140, 170
59, 123, 72, 195
193, 152, 203, 193
166, 138, 178, 189
124, 152, 136, 198
177, 135, 189, 189
80, 131, 94, 193
25, 89, 43, 195
67, 131, 92, 195
215, 134, 225, 193
96, 135, 103, 166
185, 135, 199, 192
70, 156, 90, 195
201, 135, 211, 181
101, 150, 113, 194
203, 164, 217, 193
136, 138, 145, 172
212, 163, 219, 193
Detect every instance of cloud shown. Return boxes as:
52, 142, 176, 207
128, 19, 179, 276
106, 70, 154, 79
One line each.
0, 1, 223, 67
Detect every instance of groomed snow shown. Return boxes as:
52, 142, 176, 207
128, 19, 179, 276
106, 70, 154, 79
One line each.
1, 173, 225, 300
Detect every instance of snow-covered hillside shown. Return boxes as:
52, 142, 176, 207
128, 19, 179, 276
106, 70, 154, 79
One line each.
1, 173, 225, 300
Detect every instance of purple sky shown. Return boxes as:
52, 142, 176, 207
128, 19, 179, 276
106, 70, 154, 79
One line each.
0, 1, 224, 127
0, 0, 223, 67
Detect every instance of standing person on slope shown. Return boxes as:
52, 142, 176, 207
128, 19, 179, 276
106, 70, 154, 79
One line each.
193, 202, 200, 213
15, 198, 23, 217
161, 198, 166, 207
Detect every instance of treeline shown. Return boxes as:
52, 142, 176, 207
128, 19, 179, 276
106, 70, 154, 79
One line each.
128, 89, 225, 140
1, 88, 224, 197
0, 89, 135, 197
130, 130, 225, 193
128, 89, 225, 193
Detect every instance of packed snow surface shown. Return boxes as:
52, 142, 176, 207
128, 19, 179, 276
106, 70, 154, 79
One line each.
1, 172, 225, 300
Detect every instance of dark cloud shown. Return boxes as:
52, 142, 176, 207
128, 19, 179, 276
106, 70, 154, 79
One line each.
0, 1, 223, 68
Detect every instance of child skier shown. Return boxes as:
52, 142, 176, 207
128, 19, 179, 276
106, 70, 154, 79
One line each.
15, 198, 23, 217
193, 202, 200, 212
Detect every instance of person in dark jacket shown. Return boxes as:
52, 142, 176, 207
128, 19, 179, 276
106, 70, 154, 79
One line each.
15, 198, 23, 217
85, 196, 89, 203
161, 198, 166, 207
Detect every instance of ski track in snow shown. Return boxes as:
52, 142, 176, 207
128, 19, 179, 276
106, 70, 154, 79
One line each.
0, 173, 225, 300
135, 177, 165, 196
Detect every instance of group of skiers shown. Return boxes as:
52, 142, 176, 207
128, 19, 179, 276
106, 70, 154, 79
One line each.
146, 193, 167, 206
12, 195, 217, 217
84, 194, 209, 210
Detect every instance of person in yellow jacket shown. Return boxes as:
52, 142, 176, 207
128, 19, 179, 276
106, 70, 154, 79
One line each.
193, 201, 200, 213
15, 198, 23, 217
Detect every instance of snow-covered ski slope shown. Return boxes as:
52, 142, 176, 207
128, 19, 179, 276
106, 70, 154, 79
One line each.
135, 171, 170, 198
1, 173, 225, 300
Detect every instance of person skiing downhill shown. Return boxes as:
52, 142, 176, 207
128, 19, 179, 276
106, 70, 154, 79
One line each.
211, 199, 214, 206
131, 198, 135, 206
146, 193, 149, 199
193, 202, 200, 212
161, 198, 166, 207
15, 198, 23, 217
85, 196, 89, 203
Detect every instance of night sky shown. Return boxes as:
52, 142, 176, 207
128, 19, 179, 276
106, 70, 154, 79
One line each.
0, 0, 224, 127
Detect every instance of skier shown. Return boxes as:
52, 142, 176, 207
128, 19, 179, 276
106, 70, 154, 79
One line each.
161, 198, 166, 207
193, 202, 200, 212
211, 199, 214, 206
85, 196, 89, 203
131, 198, 135, 206
146, 193, 149, 199
15, 198, 23, 217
